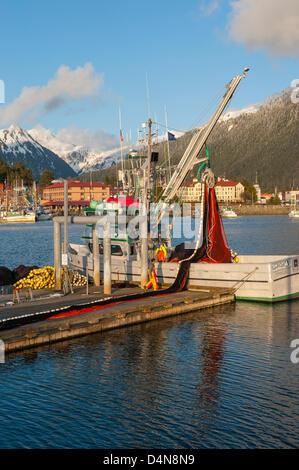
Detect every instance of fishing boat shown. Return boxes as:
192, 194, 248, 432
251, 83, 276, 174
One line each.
288, 208, 299, 218
0, 210, 36, 223
0, 180, 37, 223
220, 207, 238, 218
36, 207, 54, 221
68, 68, 299, 303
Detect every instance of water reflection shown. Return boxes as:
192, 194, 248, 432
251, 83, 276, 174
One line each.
1, 298, 298, 448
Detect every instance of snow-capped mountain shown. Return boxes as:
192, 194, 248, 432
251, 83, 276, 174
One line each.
29, 126, 79, 162
158, 86, 298, 192
219, 86, 294, 123
220, 103, 262, 122
29, 126, 122, 174
28, 126, 185, 175
0, 125, 76, 179
65, 146, 122, 174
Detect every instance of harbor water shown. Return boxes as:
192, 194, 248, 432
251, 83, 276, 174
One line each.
0, 216, 298, 448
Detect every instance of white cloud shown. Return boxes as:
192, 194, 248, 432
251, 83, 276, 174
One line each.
199, 1, 219, 17
56, 126, 118, 153
229, 0, 299, 58
0, 63, 103, 126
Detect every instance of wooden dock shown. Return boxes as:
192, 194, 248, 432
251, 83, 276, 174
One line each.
0, 285, 235, 354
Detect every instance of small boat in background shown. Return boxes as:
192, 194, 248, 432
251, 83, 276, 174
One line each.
0, 210, 36, 223
220, 207, 238, 218
288, 206, 299, 218
36, 208, 54, 221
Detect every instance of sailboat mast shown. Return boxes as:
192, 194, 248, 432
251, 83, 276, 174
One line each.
164, 104, 171, 183
119, 107, 125, 189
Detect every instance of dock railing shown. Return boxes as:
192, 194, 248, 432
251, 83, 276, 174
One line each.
53, 216, 111, 295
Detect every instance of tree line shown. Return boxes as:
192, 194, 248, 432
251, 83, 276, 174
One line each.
0, 156, 54, 188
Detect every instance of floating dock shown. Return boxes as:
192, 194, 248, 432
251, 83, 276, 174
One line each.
0, 285, 234, 354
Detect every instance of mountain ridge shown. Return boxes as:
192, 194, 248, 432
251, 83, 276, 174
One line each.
78, 88, 298, 192
0, 125, 76, 179
0, 86, 297, 190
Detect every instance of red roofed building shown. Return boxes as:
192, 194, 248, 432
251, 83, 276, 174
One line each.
215, 180, 244, 203
181, 179, 202, 202
181, 179, 244, 203
41, 181, 111, 210
260, 193, 274, 204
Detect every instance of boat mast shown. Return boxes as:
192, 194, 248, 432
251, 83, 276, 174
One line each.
164, 104, 171, 183
119, 107, 125, 190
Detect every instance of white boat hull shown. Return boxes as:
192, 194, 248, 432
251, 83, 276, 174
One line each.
69, 246, 299, 303
0, 213, 36, 223
221, 209, 238, 218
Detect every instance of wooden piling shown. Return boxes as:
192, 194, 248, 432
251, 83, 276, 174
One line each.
103, 222, 111, 295
53, 216, 112, 292
140, 214, 148, 289
54, 220, 61, 290
92, 224, 100, 287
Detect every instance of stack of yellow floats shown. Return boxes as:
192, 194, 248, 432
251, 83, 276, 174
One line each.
71, 271, 87, 287
13, 266, 88, 290
14, 266, 55, 290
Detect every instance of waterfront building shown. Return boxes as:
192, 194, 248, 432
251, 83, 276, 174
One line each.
181, 179, 202, 202
181, 178, 244, 203
260, 193, 274, 204
282, 190, 299, 204
41, 181, 111, 211
214, 180, 244, 203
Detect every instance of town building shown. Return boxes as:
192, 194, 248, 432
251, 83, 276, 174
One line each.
41, 181, 111, 211
181, 178, 244, 203
181, 179, 202, 202
281, 190, 299, 204
260, 193, 274, 204
214, 180, 244, 203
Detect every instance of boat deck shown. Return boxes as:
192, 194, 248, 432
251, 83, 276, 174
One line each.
0, 284, 235, 353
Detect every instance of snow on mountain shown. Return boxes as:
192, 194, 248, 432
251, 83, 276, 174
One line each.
219, 87, 294, 124
28, 126, 122, 174
29, 126, 79, 160
220, 103, 262, 122
28, 126, 185, 175
0, 125, 76, 179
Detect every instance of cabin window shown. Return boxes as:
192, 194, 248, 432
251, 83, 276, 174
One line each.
88, 243, 123, 256
111, 245, 123, 256
294, 259, 298, 268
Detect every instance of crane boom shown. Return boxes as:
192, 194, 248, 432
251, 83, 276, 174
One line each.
157, 69, 249, 223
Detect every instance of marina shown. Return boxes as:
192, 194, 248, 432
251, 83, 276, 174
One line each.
0, 201, 298, 450
0, 214, 298, 353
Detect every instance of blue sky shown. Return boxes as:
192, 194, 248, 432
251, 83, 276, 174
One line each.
0, 0, 298, 149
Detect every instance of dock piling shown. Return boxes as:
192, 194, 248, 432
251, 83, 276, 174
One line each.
92, 224, 100, 287
53, 216, 112, 294
140, 214, 148, 289
103, 222, 111, 295
54, 220, 61, 290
